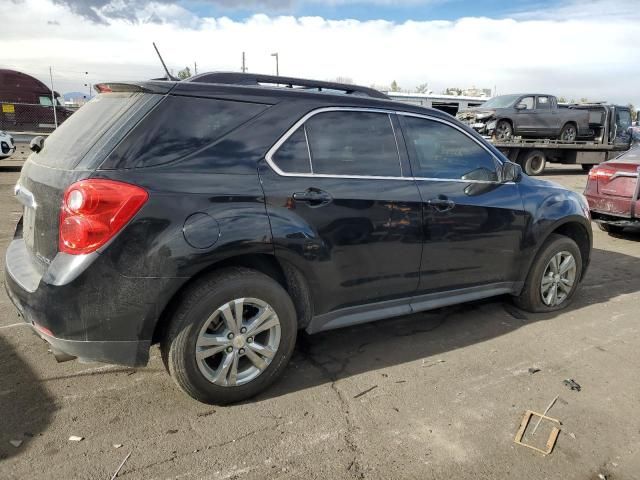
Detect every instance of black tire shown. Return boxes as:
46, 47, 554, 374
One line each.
597, 223, 624, 234
559, 123, 577, 142
581, 164, 594, 172
495, 120, 513, 141
513, 234, 583, 313
161, 267, 297, 404
520, 149, 546, 176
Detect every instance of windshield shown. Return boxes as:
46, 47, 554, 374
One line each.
480, 94, 520, 109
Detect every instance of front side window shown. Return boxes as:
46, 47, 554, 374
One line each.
39, 96, 53, 107
519, 97, 534, 110
401, 116, 498, 181
304, 111, 400, 177
616, 110, 632, 130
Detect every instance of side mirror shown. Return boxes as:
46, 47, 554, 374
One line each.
30, 136, 45, 153
515, 103, 527, 111
501, 161, 522, 182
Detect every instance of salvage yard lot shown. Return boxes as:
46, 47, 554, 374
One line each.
1, 162, 639, 479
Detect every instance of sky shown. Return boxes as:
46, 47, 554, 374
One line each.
1, 0, 638, 106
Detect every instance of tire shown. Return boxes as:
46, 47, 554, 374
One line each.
597, 223, 624, 234
520, 150, 546, 176
161, 267, 297, 404
514, 234, 583, 313
581, 164, 594, 172
495, 120, 513, 141
559, 123, 577, 142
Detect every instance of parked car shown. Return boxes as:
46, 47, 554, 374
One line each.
584, 147, 640, 233
6, 73, 592, 404
0, 129, 15, 158
457, 94, 592, 141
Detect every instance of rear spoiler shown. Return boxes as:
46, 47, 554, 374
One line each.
93, 81, 175, 95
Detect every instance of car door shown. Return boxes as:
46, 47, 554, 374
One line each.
398, 113, 527, 297
514, 96, 535, 134
259, 108, 423, 318
532, 95, 557, 135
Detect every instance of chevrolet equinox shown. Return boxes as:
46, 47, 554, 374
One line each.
6, 73, 592, 404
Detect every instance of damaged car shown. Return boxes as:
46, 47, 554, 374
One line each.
457, 94, 592, 142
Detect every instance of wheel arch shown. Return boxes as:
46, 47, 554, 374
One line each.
151, 253, 314, 344
524, 219, 592, 285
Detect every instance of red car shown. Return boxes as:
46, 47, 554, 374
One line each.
584, 148, 640, 233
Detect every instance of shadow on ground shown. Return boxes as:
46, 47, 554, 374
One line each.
0, 334, 56, 461
260, 246, 640, 401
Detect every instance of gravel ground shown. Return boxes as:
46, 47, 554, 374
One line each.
1, 156, 639, 480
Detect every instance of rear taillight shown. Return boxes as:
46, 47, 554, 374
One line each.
588, 167, 616, 181
59, 179, 148, 255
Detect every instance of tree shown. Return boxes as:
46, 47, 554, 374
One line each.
177, 66, 192, 80
415, 83, 429, 94
390, 80, 400, 92
557, 96, 567, 103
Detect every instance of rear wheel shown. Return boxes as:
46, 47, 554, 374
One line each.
514, 234, 582, 312
560, 123, 577, 142
597, 223, 624, 234
495, 120, 513, 141
161, 267, 297, 404
520, 150, 546, 176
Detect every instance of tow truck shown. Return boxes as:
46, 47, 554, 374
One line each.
489, 104, 636, 176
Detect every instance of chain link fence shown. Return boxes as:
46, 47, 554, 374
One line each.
1, 102, 79, 134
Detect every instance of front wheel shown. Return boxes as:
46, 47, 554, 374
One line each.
520, 150, 546, 176
514, 234, 583, 312
161, 267, 297, 404
495, 120, 513, 141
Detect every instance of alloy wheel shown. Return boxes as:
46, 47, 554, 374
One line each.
540, 251, 577, 306
195, 298, 281, 386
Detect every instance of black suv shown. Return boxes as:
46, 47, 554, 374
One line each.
6, 73, 592, 404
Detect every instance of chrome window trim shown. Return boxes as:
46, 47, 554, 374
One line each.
265, 106, 510, 185
302, 124, 314, 174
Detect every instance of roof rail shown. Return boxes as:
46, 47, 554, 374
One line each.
185, 72, 389, 100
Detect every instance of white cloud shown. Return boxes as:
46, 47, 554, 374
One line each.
1, 0, 638, 106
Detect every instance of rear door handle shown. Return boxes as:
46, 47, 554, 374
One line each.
426, 198, 455, 212
292, 189, 332, 207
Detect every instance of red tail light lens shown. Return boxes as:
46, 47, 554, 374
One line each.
588, 167, 616, 181
59, 179, 148, 255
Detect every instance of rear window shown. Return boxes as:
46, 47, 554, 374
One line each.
32, 92, 146, 169
105, 96, 268, 169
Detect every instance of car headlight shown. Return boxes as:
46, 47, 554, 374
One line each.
475, 111, 495, 120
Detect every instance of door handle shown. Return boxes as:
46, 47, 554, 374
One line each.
292, 189, 332, 207
426, 198, 455, 212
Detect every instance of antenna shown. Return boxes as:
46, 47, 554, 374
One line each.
152, 42, 178, 81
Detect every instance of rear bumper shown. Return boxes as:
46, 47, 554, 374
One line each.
5, 237, 180, 367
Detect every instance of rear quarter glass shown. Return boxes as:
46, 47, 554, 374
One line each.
101, 95, 269, 169
30, 92, 153, 170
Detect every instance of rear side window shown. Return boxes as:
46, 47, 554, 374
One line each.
304, 111, 400, 176
402, 116, 498, 181
272, 126, 311, 173
31, 92, 146, 169
537, 96, 551, 109
107, 96, 268, 168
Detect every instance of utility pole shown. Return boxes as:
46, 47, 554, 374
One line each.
49, 66, 58, 128
194, 62, 198, 75
241, 52, 247, 73
84, 71, 91, 101
271, 52, 279, 76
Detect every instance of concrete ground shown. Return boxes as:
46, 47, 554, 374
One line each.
1, 157, 639, 480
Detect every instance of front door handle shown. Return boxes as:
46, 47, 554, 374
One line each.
426, 198, 456, 212
292, 189, 332, 207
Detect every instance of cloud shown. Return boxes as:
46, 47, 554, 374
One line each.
1, 0, 638, 107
